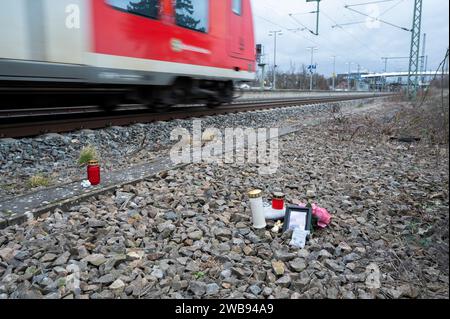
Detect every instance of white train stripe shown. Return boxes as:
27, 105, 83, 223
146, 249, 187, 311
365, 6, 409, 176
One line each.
87, 53, 255, 81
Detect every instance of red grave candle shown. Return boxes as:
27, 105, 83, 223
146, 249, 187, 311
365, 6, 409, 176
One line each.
272, 192, 285, 210
87, 160, 101, 186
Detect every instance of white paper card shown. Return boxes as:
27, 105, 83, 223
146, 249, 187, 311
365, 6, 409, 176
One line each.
288, 211, 307, 231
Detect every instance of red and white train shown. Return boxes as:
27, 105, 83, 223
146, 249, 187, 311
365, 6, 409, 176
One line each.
0, 0, 256, 108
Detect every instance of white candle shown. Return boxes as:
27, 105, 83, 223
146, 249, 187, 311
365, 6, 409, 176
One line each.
248, 189, 266, 229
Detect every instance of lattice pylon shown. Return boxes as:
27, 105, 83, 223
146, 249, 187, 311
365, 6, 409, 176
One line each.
407, 0, 423, 99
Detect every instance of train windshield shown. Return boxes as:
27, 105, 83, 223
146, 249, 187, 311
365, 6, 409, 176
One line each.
175, 0, 209, 33
107, 0, 159, 19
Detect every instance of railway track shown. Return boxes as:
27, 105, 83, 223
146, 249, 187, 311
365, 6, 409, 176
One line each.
0, 93, 391, 138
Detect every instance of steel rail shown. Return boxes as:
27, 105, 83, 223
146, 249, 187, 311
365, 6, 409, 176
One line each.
0, 94, 391, 138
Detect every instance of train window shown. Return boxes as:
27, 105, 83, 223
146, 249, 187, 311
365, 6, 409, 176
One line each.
175, 0, 209, 33
232, 0, 242, 15
107, 0, 159, 19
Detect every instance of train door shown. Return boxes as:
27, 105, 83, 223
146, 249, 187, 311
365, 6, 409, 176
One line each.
0, 1, 29, 60
0, 0, 88, 64
228, 0, 245, 58
41, 0, 89, 64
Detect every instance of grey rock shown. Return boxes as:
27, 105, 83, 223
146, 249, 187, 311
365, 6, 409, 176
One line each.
275, 275, 292, 288
164, 211, 178, 221
324, 260, 345, 273
342, 290, 356, 299
20, 289, 43, 299
220, 269, 232, 279
182, 210, 197, 218
40, 253, 58, 263
343, 253, 361, 263
151, 268, 164, 279
289, 258, 307, 272
188, 230, 203, 241
157, 221, 175, 238
13, 251, 29, 261
214, 228, 232, 239
205, 283, 220, 295
346, 274, 365, 283
327, 287, 339, 299
84, 254, 107, 266
104, 254, 127, 271
176, 257, 189, 265
44, 292, 62, 299
306, 190, 316, 198
262, 287, 273, 297
292, 277, 310, 291
189, 281, 207, 296
231, 267, 252, 279
248, 285, 262, 295
298, 249, 310, 259
95, 274, 115, 284
254, 270, 266, 281
92, 290, 115, 299
53, 252, 70, 266
77, 246, 89, 259
274, 250, 297, 262
291, 292, 302, 299
115, 191, 134, 205
318, 250, 333, 260
246, 232, 261, 243
110, 279, 126, 290
88, 219, 107, 228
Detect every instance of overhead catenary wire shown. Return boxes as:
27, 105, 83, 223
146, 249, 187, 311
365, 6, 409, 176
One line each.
344, 5, 411, 31
332, 0, 407, 29
255, 15, 321, 47
321, 10, 383, 59
256, 0, 322, 46
338, 0, 376, 34
344, 0, 397, 7
256, 12, 359, 69
379, 0, 406, 17
288, 14, 317, 36
256, 0, 409, 73
262, 0, 373, 59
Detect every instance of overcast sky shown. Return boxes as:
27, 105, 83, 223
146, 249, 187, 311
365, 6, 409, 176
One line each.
251, 0, 449, 76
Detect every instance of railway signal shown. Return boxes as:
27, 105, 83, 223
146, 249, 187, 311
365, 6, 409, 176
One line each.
307, 47, 318, 91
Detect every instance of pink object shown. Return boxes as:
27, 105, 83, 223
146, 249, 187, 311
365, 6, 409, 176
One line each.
297, 203, 332, 228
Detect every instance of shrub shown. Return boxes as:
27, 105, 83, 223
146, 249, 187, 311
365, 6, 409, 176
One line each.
78, 145, 98, 166
28, 175, 50, 188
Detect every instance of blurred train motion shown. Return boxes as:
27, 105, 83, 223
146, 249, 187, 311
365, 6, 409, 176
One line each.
0, 0, 256, 108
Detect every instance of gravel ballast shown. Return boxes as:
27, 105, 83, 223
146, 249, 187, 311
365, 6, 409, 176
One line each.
0, 98, 448, 299
0, 99, 370, 201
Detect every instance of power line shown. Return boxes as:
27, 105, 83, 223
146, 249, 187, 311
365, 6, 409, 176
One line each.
321, 10, 383, 58
379, 0, 406, 17
288, 14, 317, 35
331, 21, 366, 28
255, 15, 321, 47
256, 0, 384, 73
344, 5, 411, 31
331, 0, 406, 29
338, 0, 381, 34
344, 0, 396, 7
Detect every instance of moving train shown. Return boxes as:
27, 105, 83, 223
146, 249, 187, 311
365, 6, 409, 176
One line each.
0, 0, 256, 108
